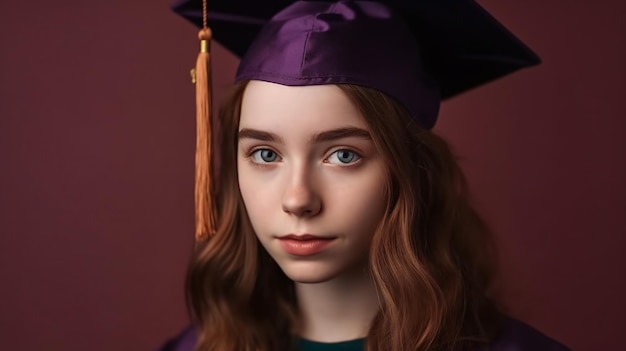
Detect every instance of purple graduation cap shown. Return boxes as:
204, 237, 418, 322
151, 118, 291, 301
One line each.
173, 0, 540, 130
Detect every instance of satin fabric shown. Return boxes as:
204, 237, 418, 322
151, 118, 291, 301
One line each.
235, 1, 440, 129
173, 0, 542, 128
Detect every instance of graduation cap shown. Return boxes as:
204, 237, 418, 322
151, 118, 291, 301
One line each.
172, 0, 540, 239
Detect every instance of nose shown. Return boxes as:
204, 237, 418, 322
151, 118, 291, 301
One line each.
281, 166, 322, 217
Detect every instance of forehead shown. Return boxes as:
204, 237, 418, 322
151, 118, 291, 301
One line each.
239, 80, 368, 131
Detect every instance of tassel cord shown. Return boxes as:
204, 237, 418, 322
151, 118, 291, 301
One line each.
194, 27, 216, 240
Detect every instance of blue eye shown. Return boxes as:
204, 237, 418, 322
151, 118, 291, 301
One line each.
327, 149, 360, 165
251, 148, 280, 163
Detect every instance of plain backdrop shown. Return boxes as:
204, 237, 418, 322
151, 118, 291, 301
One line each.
0, 0, 624, 350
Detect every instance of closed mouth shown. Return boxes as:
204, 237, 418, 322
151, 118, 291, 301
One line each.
277, 234, 337, 256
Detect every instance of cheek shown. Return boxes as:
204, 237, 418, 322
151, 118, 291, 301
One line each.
237, 160, 255, 210
350, 190, 386, 237
237, 160, 273, 232
331, 169, 388, 237
237, 158, 263, 197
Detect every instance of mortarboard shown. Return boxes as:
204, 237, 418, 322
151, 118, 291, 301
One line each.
171, 0, 540, 239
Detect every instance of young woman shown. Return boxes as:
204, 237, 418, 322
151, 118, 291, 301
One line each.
162, 0, 570, 350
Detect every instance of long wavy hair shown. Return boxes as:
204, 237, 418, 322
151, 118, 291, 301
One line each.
186, 81, 503, 351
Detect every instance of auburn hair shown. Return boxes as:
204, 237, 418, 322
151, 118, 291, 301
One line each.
186, 81, 503, 351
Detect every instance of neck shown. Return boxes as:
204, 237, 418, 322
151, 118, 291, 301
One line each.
295, 267, 379, 342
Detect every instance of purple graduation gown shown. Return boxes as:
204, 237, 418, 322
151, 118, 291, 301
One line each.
158, 318, 570, 351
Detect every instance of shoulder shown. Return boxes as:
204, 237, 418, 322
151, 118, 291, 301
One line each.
158, 326, 198, 351
156, 319, 570, 351
485, 318, 570, 351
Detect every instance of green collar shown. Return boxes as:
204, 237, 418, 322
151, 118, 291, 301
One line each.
297, 338, 365, 351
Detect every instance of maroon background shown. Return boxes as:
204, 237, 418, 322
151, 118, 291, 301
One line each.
0, 0, 624, 350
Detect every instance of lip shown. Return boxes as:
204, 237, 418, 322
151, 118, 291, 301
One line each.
277, 234, 336, 256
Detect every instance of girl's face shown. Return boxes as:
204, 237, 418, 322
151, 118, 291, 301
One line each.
237, 81, 387, 284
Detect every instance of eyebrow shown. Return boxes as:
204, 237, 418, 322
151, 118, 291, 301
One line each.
312, 127, 371, 143
238, 127, 371, 143
238, 128, 283, 142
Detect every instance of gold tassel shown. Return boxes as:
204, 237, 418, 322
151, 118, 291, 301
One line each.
194, 27, 216, 240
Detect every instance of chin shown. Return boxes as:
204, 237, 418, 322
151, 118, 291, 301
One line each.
276, 260, 341, 284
